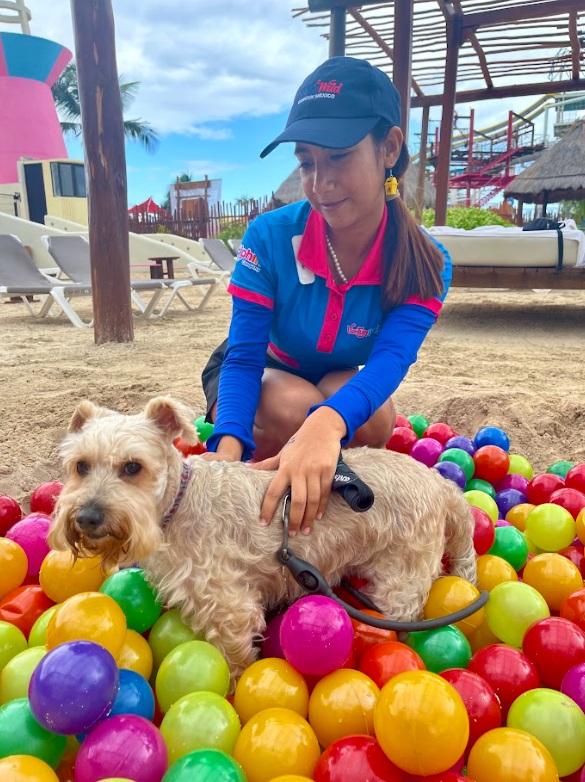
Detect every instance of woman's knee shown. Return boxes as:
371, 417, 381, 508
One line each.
256, 370, 325, 439
350, 399, 396, 449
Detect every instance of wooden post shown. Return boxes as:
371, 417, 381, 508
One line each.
70, 0, 133, 343
393, 0, 414, 143
516, 199, 524, 226
415, 105, 429, 223
329, 6, 346, 56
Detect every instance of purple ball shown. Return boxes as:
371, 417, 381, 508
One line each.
262, 612, 286, 659
495, 488, 527, 518
496, 474, 530, 494
409, 437, 444, 467
29, 640, 119, 735
495, 519, 513, 527
561, 663, 585, 713
445, 436, 476, 456
433, 461, 467, 490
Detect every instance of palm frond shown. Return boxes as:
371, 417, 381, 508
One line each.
123, 119, 160, 153
60, 121, 82, 137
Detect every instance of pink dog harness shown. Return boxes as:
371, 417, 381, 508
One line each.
162, 461, 192, 528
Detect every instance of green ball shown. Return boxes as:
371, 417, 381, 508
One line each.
0, 621, 27, 672
156, 640, 231, 713
100, 568, 162, 633
28, 605, 60, 648
194, 416, 214, 444
547, 460, 575, 479
488, 526, 529, 571
465, 478, 497, 499
0, 647, 46, 704
407, 414, 429, 439
149, 608, 201, 671
162, 749, 246, 782
405, 625, 471, 673
0, 698, 66, 767
439, 448, 475, 482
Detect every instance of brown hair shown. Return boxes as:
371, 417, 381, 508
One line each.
371, 122, 446, 310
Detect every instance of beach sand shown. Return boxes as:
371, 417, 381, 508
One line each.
1, 284, 584, 509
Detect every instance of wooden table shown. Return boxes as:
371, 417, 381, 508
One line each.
148, 256, 179, 280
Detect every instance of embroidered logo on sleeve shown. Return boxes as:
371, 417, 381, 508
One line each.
237, 246, 261, 273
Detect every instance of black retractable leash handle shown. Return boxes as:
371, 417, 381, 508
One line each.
277, 454, 489, 631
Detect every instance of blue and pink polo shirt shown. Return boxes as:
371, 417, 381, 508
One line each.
206, 199, 451, 460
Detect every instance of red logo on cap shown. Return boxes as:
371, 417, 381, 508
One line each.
317, 79, 343, 94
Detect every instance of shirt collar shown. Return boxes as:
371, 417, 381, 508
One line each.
296, 206, 387, 287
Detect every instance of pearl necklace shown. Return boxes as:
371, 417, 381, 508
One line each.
326, 233, 348, 284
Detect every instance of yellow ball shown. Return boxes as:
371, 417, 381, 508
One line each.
117, 629, 153, 680
477, 554, 518, 592
576, 507, 585, 545
233, 707, 320, 782
424, 576, 484, 638
0, 755, 60, 782
523, 553, 583, 611
468, 617, 501, 655
485, 581, 549, 648
0, 540, 28, 600
270, 778, 314, 782
39, 551, 105, 603
46, 591, 127, 658
508, 454, 534, 480
234, 658, 309, 724
525, 503, 576, 552
308, 669, 379, 748
373, 670, 469, 777
467, 727, 559, 782
464, 490, 499, 523
506, 503, 536, 533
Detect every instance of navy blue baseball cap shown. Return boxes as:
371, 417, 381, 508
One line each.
260, 56, 402, 158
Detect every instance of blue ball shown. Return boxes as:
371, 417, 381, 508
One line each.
109, 668, 155, 721
433, 460, 467, 490
474, 426, 510, 452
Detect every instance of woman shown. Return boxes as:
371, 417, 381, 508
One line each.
202, 56, 450, 537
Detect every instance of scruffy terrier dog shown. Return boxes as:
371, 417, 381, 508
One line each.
50, 397, 477, 684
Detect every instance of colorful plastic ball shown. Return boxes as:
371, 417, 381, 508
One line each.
566, 464, 585, 494
75, 714, 167, 782
432, 461, 467, 490
0, 539, 28, 601
160, 691, 241, 763
439, 448, 475, 482
464, 490, 499, 523
194, 416, 215, 444
423, 422, 457, 445
485, 581, 549, 648
280, 596, 354, 677
28, 640, 119, 735
407, 415, 429, 438
351, 609, 398, 661
562, 662, 585, 712
547, 460, 575, 479
405, 625, 471, 673
233, 707, 320, 782
308, 669, 380, 747
5, 512, 51, 577
39, 551, 105, 604
473, 446, 510, 485
395, 414, 412, 429
386, 426, 418, 454
468, 645, 539, 718
445, 435, 476, 456
0, 697, 66, 767
505, 502, 535, 532
0, 620, 27, 671
261, 612, 286, 659
30, 481, 64, 515
441, 668, 502, 753
0, 494, 23, 536
161, 748, 246, 782
476, 554, 518, 592
488, 526, 529, 571
523, 553, 583, 611
28, 605, 60, 648
497, 473, 530, 493
527, 473, 565, 505
508, 453, 534, 480
374, 670, 468, 777
561, 587, 585, 631
155, 640, 230, 713
523, 616, 585, 690
0, 584, 54, 639
358, 640, 425, 689
423, 576, 484, 638
313, 735, 408, 782
468, 617, 500, 655
526, 502, 576, 552
465, 478, 496, 499
559, 544, 585, 577
46, 591, 127, 658
495, 488, 527, 518
117, 628, 154, 680
577, 508, 585, 545
0, 646, 46, 704
0, 755, 60, 782
100, 568, 162, 634
471, 507, 496, 556
467, 727, 558, 782
508, 688, 585, 777
409, 438, 444, 467
233, 658, 309, 724
550, 488, 585, 520
148, 608, 200, 671
109, 668, 155, 721
474, 426, 510, 452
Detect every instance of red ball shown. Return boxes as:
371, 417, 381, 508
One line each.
468, 644, 539, 718
561, 587, 585, 631
526, 473, 565, 505
559, 546, 585, 578
472, 446, 510, 484
386, 426, 418, 454
358, 640, 425, 689
566, 464, 585, 494
550, 488, 585, 520
0, 494, 22, 536
351, 610, 398, 662
314, 734, 409, 782
414, 774, 468, 782
522, 616, 585, 690
422, 422, 457, 445
395, 415, 412, 430
30, 480, 64, 516
441, 668, 502, 755
172, 436, 206, 456
0, 584, 54, 639
471, 506, 496, 555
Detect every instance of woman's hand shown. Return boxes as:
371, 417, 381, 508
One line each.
252, 407, 346, 536
200, 435, 243, 463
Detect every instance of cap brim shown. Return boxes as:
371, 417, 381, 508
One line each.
260, 116, 380, 158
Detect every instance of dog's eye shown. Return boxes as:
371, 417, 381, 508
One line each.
76, 461, 89, 476
123, 462, 142, 476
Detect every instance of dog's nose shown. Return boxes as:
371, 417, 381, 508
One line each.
76, 506, 105, 532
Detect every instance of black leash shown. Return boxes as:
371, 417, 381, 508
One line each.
276, 454, 489, 631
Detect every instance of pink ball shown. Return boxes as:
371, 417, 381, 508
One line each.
75, 714, 168, 782
262, 612, 286, 659
280, 595, 353, 677
409, 437, 444, 467
5, 512, 51, 576
496, 474, 529, 494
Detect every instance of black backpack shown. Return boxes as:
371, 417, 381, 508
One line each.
522, 218, 566, 271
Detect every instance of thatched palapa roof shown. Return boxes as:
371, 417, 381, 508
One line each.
505, 121, 585, 204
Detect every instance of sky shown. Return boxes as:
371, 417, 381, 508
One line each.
4, 0, 578, 208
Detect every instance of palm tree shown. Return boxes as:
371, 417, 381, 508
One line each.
52, 63, 159, 152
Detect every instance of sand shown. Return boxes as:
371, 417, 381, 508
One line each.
1, 284, 584, 510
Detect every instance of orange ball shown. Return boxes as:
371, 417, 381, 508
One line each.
506, 503, 536, 533
0, 755, 60, 782
468, 617, 501, 654
117, 629, 153, 680
39, 551, 105, 603
477, 554, 518, 592
523, 553, 583, 611
46, 591, 127, 658
561, 587, 585, 632
351, 610, 397, 661
467, 727, 559, 782
424, 576, 484, 638
234, 658, 309, 724
0, 539, 28, 600
308, 669, 379, 748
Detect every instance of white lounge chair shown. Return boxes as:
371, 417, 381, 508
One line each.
193, 238, 236, 289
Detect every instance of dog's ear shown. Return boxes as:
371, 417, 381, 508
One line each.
144, 396, 199, 442
68, 400, 103, 432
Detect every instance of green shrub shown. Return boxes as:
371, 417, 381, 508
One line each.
421, 207, 513, 230
218, 222, 247, 242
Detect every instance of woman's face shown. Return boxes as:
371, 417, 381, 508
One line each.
294, 126, 402, 235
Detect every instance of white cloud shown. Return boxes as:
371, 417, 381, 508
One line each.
187, 127, 233, 141
180, 160, 241, 178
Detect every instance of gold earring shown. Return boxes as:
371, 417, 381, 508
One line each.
385, 168, 398, 201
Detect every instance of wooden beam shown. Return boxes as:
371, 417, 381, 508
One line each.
452, 266, 585, 291
415, 105, 430, 224
461, 0, 585, 35
393, 0, 414, 141
70, 0, 133, 344
569, 11, 581, 80
329, 6, 346, 56
412, 77, 585, 108
308, 0, 385, 10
